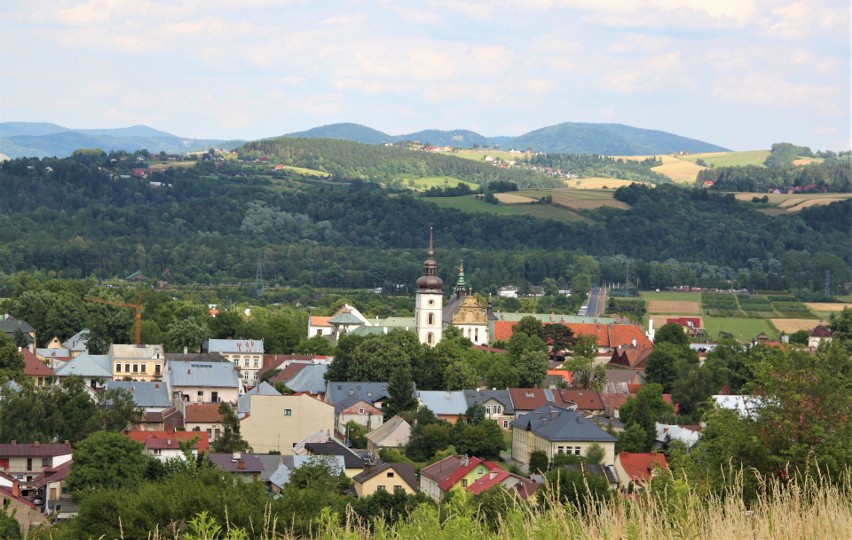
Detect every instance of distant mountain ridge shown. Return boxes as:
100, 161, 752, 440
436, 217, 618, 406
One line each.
286, 122, 729, 154
1, 120, 729, 159
0, 122, 243, 158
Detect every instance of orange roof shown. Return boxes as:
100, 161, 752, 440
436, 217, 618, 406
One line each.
617, 452, 668, 483
309, 316, 333, 328
558, 390, 604, 411
184, 404, 224, 424
492, 321, 652, 349
126, 430, 210, 452
547, 370, 573, 384
22, 349, 54, 377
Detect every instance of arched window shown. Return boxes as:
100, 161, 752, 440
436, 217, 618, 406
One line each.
428, 313, 434, 325
427, 332, 434, 345
475, 329, 479, 342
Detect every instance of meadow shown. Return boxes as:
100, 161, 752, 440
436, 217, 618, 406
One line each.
422, 195, 588, 221
679, 150, 771, 167
613, 155, 706, 184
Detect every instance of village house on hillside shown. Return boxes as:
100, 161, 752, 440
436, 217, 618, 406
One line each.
511, 405, 617, 466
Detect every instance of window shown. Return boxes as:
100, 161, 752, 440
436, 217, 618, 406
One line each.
197, 391, 204, 402
427, 313, 434, 325
461, 479, 468, 487
26, 459, 32, 471
42, 458, 50, 467
557, 446, 565, 454
474, 329, 479, 341
387, 472, 394, 478
141, 364, 147, 373
132, 364, 139, 373
316, 329, 322, 336
253, 358, 259, 368
244, 359, 250, 368
125, 363, 131, 373
153, 448, 162, 456
284, 409, 292, 416
428, 299, 434, 305
358, 408, 365, 414
394, 485, 403, 491
155, 364, 161, 374
574, 447, 581, 456
116, 364, 122, 373
502, 420, 509, 428
211, 392, 218, 402
485, 406, 492, 415
427, 333, 434, 345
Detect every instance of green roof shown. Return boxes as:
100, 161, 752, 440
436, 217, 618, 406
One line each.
328, 312, 365, 325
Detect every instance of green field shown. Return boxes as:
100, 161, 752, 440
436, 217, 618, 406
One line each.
422, 195, 588, 221
442, 148, 530, 163
276, 165, 329, 177
703, 316, 776, 342
679, 150, 771, 167
640, 291, 702, 302
397, 175, 478, 190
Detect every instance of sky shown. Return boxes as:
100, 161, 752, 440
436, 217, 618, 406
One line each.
1, 0, 849, 151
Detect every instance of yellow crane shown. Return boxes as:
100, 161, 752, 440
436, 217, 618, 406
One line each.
84, 296, 144, 346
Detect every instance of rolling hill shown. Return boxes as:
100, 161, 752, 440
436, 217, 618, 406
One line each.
0, 122, 243, 158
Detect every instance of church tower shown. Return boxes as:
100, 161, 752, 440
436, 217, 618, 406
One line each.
415, 227, 443, 347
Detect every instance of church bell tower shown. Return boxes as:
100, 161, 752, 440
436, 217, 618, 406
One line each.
415, 227, 444, 346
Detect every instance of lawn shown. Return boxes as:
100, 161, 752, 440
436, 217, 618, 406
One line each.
679, 150, 771, 167
703, 316, 775, 342
515, 188, 630, 211
398, 175, 478, 190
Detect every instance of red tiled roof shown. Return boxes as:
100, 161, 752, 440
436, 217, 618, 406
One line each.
125, 430, 210, 452
0, 442, 71, 457
810, 324, 833, 338
558, 390, 604, 411
270, 361, 311, 384
666, 317, 702, 328
508, 388, 569, 411
437, 458, 501, 491
547, 370, 573, 384
339, 400, 382, 416
600, 393, 630, 414
493, 321, 652, 349
22, 349, 55, 377
309, 316, 333, 328
617, 452, 668, 483
608, 347, 653, 369
466, 469, 510, 495
184, 403, 224, 424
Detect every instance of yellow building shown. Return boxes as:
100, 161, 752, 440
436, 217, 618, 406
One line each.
510, 405, 617, 466
110, 344, 166, 381
353, 462, 418, 497
239, 394, 334, 455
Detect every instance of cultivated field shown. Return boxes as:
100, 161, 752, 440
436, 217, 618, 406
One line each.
422, 195, 588, 221
400, 175, 478, 190
647, 300, 700, 314
441, 148, 531, 162
564, 177, 645, 189
732, 192, 852, 212
640, 291, 702, 302
148, 161, 197, 171
805, 302, 851, 312
612, 155, 706, 184
771, 319, 821, 334
494, 193, 538, 204
679, 150, 771, 167
514, 189, 631, 211
704, 316, 775, 342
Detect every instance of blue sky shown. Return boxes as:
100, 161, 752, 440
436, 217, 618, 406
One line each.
1, 0, 849, 150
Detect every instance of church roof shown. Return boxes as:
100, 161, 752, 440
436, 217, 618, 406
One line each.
328, 311, 365, 325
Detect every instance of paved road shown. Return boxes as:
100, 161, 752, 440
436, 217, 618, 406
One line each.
583, 286, 604, 318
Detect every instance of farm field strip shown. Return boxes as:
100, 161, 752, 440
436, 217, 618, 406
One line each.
679, 150, 771, 167
805, 303, 851, 312
647, 300, 700, 314
771, 319, 822, 334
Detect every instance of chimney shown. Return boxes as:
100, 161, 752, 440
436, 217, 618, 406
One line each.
155, 383, 160, 389
632, 338, 637, 347
11, 478, 19, 498
34, 441, 40, 447
237, 460, 245, 470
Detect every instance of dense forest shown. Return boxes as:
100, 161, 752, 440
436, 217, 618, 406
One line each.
0, 149, 849, 297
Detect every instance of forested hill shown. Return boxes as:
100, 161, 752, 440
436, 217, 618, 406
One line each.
283, 122, 727, 154
0, 154, 848, 293
241, 137, 564, 188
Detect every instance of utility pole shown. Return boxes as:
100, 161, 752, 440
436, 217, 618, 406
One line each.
255, 251, 264, 298
824, 270, 831, 299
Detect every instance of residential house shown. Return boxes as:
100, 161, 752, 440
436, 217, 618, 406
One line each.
105, 380, 171, 414
600, 393, 631, 421
463, 389, 514, 429
603, 368, 644, 394
655, 423, 700, 449
419, 455, 502, 502
325, 381, 398, 430
353, 462, 418, 497
0, 314, 36, 352
110, 344, 166, 382
237, 382, 281, 415
62, 329, 92, 356
203, 339, 265, 386
208, 453, 264, 482
511, 405, 617, 466
240, 394, 335, 455
308, 304, 371, 342
337, 399, 383, 437
34, 459, 73, 515
557, 390, 605, 417
465, 468, 539, 501
0, 442, 73, 483
21, 349, 54, 387
508, 387, 573, 419
608, 346, 653, 369
268, 455, 346, 492
711, 395, 763, 419
139, 407, 183, 432
418, 390, 468, 424
183, 403, 225, 442
166, 359, 242, 404
493, 321, 652, 359
52, 351, 113, 388
126, 430, 210, 461
35, 346, 73, 367
809, 322, 833, 349
614, 452, 668, 491
665, 317, 703, 337
0, 472, 46, 534
302, 440, 365, 478
365, 416, 412, 456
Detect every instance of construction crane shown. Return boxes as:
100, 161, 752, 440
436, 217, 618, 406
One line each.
85, 296, 144, 345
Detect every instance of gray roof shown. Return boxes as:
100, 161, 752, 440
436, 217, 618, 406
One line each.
237, 381, 281, 415
208, 453, 264, 474
53, 352, 113, 378
206, 339, 264, 354
463, 389, 514, 414
364, 415, 412, 447
166, 360, 240, 388
256, 454, 283, 482
36, 348, 70, 358
325, 382, 391, 409
63, 329, 92, 352
0, 315, 35, 334
491, 312, 616, 324
511, 405, 617, 443
269, 455, 346, 488
105, 380, 171, 408
285, 365, 328, 395
418, 390, 468, 416
165, 352, 229, 362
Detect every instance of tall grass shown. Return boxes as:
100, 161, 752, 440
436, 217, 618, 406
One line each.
53, 471, 852, 540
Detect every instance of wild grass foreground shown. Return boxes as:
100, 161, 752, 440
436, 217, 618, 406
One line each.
37, 471, 852, 540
